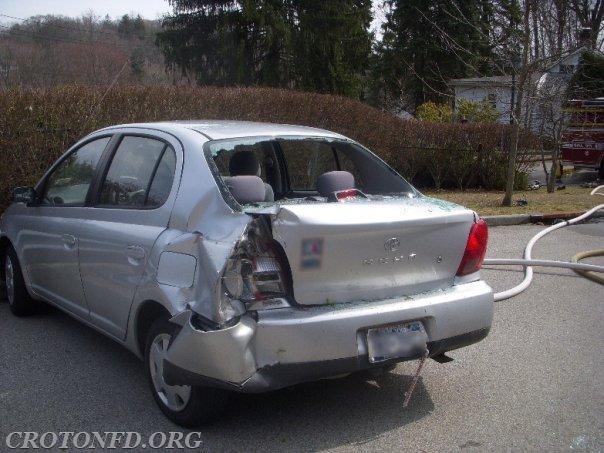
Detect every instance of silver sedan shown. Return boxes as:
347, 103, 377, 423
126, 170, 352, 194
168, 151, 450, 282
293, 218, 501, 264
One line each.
0, 121, 493, 427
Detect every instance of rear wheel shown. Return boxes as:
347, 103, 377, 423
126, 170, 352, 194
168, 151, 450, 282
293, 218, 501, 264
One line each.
3, 246, 36, 316
145, 317, 228, 427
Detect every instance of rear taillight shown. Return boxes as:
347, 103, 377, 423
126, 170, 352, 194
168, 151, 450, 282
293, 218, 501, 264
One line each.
456, 218, 488, 276
221, 230, 290, 312
247, 251, 287, 300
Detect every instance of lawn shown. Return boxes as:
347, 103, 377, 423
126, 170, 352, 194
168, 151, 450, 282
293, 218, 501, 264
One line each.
423, 186, 601, 216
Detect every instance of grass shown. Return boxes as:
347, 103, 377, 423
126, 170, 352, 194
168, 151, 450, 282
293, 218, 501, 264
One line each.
424, 186, 600, 216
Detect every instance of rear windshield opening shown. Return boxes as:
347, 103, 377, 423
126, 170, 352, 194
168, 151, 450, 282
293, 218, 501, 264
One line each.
204, 136, 416, 207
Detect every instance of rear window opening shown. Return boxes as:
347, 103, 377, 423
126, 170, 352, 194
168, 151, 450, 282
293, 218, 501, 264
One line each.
204, 136, 416, 208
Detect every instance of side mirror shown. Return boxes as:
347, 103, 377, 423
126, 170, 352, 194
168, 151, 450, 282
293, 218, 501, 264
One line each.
12, 187, 36, 205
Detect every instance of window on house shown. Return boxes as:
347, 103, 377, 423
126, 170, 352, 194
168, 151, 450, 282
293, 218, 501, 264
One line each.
486, 93, 497, 108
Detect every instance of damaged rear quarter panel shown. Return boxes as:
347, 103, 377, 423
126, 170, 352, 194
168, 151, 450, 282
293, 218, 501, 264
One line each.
126, 128, 253, 353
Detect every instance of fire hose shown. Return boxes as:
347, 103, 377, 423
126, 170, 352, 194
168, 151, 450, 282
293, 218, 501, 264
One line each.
483, 185, 604, 301
404, 186, 603, 407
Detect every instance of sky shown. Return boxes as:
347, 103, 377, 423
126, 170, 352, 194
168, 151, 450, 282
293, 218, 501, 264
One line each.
0, 0, 386, 33
0, 0, 172, 21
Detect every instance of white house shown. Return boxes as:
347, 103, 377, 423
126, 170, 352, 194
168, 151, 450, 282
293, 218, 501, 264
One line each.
449, 47, 598, 132
449, 75, 514, 123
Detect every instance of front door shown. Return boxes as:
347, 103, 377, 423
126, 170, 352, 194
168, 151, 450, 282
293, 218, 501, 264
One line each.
20, 136, 111, 318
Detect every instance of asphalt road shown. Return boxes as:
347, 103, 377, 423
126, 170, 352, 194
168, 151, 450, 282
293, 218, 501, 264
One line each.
0, 222, 602, 452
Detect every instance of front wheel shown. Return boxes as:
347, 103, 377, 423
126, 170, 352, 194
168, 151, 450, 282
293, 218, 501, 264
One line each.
145, 318, 229, 427
3, 246, 36, 316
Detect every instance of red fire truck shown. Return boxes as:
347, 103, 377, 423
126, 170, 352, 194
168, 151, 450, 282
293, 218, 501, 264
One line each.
560, 98, 604, 179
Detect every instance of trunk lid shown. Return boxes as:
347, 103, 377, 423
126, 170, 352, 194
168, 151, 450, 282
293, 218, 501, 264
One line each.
269, 197, 475, 305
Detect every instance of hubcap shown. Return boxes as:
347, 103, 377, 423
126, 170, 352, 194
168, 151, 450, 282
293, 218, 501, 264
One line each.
149, 333, 191, 412
5, 256, 14, 306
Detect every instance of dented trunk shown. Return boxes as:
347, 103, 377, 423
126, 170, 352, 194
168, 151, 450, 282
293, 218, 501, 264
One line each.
270, 197, 475, 306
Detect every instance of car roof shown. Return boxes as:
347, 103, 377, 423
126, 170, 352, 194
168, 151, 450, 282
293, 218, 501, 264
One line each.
97, 120, 348, 141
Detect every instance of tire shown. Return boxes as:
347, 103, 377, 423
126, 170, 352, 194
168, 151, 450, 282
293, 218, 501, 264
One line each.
599, 161, 604, 180
3, 246, 36, 316
145, 317, 229, 427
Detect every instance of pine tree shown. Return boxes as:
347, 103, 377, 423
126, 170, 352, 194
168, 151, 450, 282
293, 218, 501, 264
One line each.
157, 1, 258, 85
156, 0, 373, 98
290, 0, 373, 98
375, 0, 495, 109
568, 51, 604, 100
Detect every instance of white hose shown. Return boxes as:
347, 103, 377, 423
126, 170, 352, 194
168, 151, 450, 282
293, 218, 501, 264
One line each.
484, 258, 604, 273
483, 186, 604, 302
591, 185, 604, 196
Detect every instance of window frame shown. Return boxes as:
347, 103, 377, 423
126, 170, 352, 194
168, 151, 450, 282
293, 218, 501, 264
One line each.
204, 135, 346, 202
91, 133, 177, 211
203, 135, 417, 211
35, 134, 116, 208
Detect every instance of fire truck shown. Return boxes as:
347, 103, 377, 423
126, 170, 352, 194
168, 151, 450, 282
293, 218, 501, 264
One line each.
560, 98, 604, 179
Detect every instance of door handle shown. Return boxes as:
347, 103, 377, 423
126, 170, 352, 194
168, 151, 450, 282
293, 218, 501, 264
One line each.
125, 245, 146, 261
61, 234, 77, 248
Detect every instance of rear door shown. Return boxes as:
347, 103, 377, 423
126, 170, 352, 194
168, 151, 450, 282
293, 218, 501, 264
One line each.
77, 132, 181, 339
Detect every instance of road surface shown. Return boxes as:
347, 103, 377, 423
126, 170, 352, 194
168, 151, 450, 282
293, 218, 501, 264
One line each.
0, 222, 602, 452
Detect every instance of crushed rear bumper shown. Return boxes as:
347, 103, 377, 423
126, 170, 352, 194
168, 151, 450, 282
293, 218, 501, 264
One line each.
164, 280, 493, 393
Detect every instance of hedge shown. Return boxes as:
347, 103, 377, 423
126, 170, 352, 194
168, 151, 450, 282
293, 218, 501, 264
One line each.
0, 85, 538, 211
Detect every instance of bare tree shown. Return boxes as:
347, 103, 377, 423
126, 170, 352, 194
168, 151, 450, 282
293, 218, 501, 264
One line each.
571, 0, 604, 49
503, 0, 532, 206
411, 0, 602, 203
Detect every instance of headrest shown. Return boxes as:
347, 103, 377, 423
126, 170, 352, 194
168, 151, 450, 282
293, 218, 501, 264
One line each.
316, 171, 355, 196
225, 175, 266, 204
229, 150, 260, 176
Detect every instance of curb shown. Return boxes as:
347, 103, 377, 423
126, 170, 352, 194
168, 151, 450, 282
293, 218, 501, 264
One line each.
484, 210, 604, 226
483, 214, 531, 226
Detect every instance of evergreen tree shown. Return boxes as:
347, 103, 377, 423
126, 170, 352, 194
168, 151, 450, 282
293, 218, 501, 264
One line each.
157, 1, 257, 86
568, 51, 604, 100
375, 0, 495, 109
290, 0, 373, 97
156, 0, 373, 98
118, 14, 147, 39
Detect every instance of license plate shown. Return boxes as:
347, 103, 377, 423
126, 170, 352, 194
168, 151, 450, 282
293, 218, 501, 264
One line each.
367, 321, 428, 363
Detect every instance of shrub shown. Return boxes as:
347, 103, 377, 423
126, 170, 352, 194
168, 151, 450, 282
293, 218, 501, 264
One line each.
416, 101, 453, 123
0, 85, 538, 211
456, 98, 500, 123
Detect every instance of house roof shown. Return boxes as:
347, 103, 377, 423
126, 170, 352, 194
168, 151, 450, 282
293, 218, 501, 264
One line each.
450, 48, 603, 92
449, 75, 512, 87
544, 46, 594, 72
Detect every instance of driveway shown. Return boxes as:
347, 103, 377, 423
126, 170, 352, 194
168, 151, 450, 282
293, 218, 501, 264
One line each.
0, 222, 602, 452
529, 161, 600, 186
